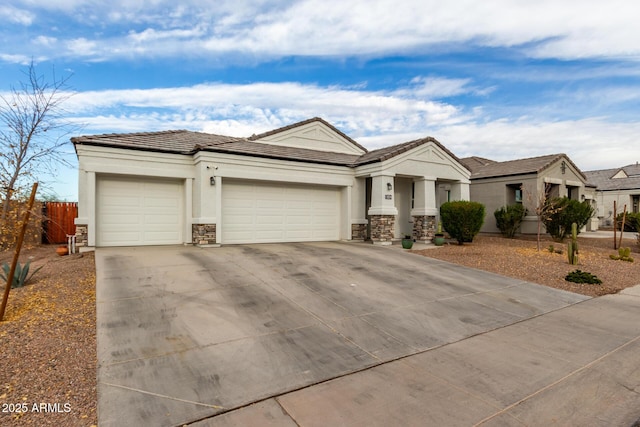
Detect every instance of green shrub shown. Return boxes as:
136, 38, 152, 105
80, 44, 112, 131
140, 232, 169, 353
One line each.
0, 261, 43, 288
494, 204, 527, 238
565, 270, 602, 285
440, 201, 485, 245
542, 198, 595, 241
615, 212, 640, 232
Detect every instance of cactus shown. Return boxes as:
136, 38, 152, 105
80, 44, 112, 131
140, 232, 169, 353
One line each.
610, 247, 634, 262
567, 222, 579, 265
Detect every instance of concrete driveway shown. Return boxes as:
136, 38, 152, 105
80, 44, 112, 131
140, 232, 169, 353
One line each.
96, 242, 640, 426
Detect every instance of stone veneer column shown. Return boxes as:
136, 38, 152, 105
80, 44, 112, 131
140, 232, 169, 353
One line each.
369, 215, 395, 244
412, 215, 436, 242
192, 224, 216, 245
368, 174, 398, 245
75, 224, 88, 249
411, 177, 439, 243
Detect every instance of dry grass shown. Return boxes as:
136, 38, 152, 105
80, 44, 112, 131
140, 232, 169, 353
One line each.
412, 233, 640, 297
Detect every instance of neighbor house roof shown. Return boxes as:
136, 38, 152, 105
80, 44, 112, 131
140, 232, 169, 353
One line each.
584, 163, 640, 191
460, 154, 586, 181
72, 119, 465, 169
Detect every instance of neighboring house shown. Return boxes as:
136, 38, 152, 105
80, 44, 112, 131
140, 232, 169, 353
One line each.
460, 154, 596, 234
72, 117, 470, 250
584, 163, 640, 228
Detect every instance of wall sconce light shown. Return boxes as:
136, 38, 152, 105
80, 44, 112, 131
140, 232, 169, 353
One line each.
210, 176, 216, 185
561, 161, 566, 174
387, 183, 393, 191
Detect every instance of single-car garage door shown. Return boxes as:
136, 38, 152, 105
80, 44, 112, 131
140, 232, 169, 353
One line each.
96, 175, 184, 247
222, 180, 340, 244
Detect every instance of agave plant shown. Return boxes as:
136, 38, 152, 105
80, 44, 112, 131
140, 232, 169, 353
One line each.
0, 261, 44, 288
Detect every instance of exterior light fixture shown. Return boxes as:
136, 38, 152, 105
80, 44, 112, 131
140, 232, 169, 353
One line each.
210, 176, 216, 185
387, 183, 393, 191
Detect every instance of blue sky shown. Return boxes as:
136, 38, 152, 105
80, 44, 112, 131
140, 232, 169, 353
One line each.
2, 0, 640, 200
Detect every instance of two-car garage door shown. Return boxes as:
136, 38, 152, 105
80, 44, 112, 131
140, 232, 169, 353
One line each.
222, 180, 340, 244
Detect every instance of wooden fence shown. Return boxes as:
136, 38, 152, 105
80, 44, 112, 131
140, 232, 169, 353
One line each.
42, 202, 78, 244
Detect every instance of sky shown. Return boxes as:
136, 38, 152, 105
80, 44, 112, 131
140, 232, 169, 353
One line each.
1, 0, 640, 200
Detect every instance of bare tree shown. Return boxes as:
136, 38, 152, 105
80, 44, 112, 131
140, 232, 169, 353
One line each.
524, 182, 562, 251
0, 61, 78, 221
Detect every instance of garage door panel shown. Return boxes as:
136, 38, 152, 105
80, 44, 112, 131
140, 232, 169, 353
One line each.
97, 176, 184, 247
222, 180, 339, 244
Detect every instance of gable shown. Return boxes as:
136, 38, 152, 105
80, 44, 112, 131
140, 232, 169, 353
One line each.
252, 120, 366, 155
356, 139, 470, 180
612, 169, 628, 179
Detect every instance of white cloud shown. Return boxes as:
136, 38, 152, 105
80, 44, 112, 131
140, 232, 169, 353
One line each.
0, 5, 35, 25
3, 0, 640, 63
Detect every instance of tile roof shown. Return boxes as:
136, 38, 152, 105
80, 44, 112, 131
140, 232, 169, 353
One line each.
248, 117, 368, 153
584, 163, 640, 191
71, 119, 466, 169
71, 130, 241, 155
460, 153, 586, 180
196, 140, 361, 166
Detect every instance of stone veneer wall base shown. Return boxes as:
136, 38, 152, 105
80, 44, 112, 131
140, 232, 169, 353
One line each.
351, 223, 367, 241
412, 215, 436, 243
192, 224, 217, 245
369, 215, 395, 244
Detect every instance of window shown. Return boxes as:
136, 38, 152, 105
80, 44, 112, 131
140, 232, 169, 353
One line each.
507, 184, 523, 204
633, 195, 640, 213
545, 183, 560, 199
515, 189, 522, 203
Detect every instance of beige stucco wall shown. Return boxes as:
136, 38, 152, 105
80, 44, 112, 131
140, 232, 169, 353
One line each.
470, 157, 591, 234
593, 190, 640, 227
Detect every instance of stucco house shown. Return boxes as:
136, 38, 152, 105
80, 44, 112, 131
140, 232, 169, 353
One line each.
460, 154, 596, 234
72, 117, 470, 250
584, 163, 640, 227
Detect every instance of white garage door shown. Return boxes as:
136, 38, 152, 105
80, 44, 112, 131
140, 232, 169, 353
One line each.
222, 180, 340, 244
96, 175, 184, 247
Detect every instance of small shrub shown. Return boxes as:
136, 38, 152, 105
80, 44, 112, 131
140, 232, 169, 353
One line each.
440, 201, 485, 245
547, 244, 554, 253
543, 197, 595, 241
615, 212, 640, 232
565, 269, 602, 285
609, 247, 634, 262
494, 204, 527, 238
0, 261, 43, 288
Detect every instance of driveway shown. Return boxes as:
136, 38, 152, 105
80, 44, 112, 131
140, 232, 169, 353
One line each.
96, 242, 640, 426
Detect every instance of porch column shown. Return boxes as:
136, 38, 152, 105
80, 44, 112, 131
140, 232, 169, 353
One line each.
450, 178, 471, 201
368, 173, 397, 245
411, 176, 438, 243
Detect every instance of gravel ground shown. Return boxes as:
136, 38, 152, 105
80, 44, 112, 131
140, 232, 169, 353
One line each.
0, 235, 638, 426
0, 246, 96, 427
413, 233, 640, 297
